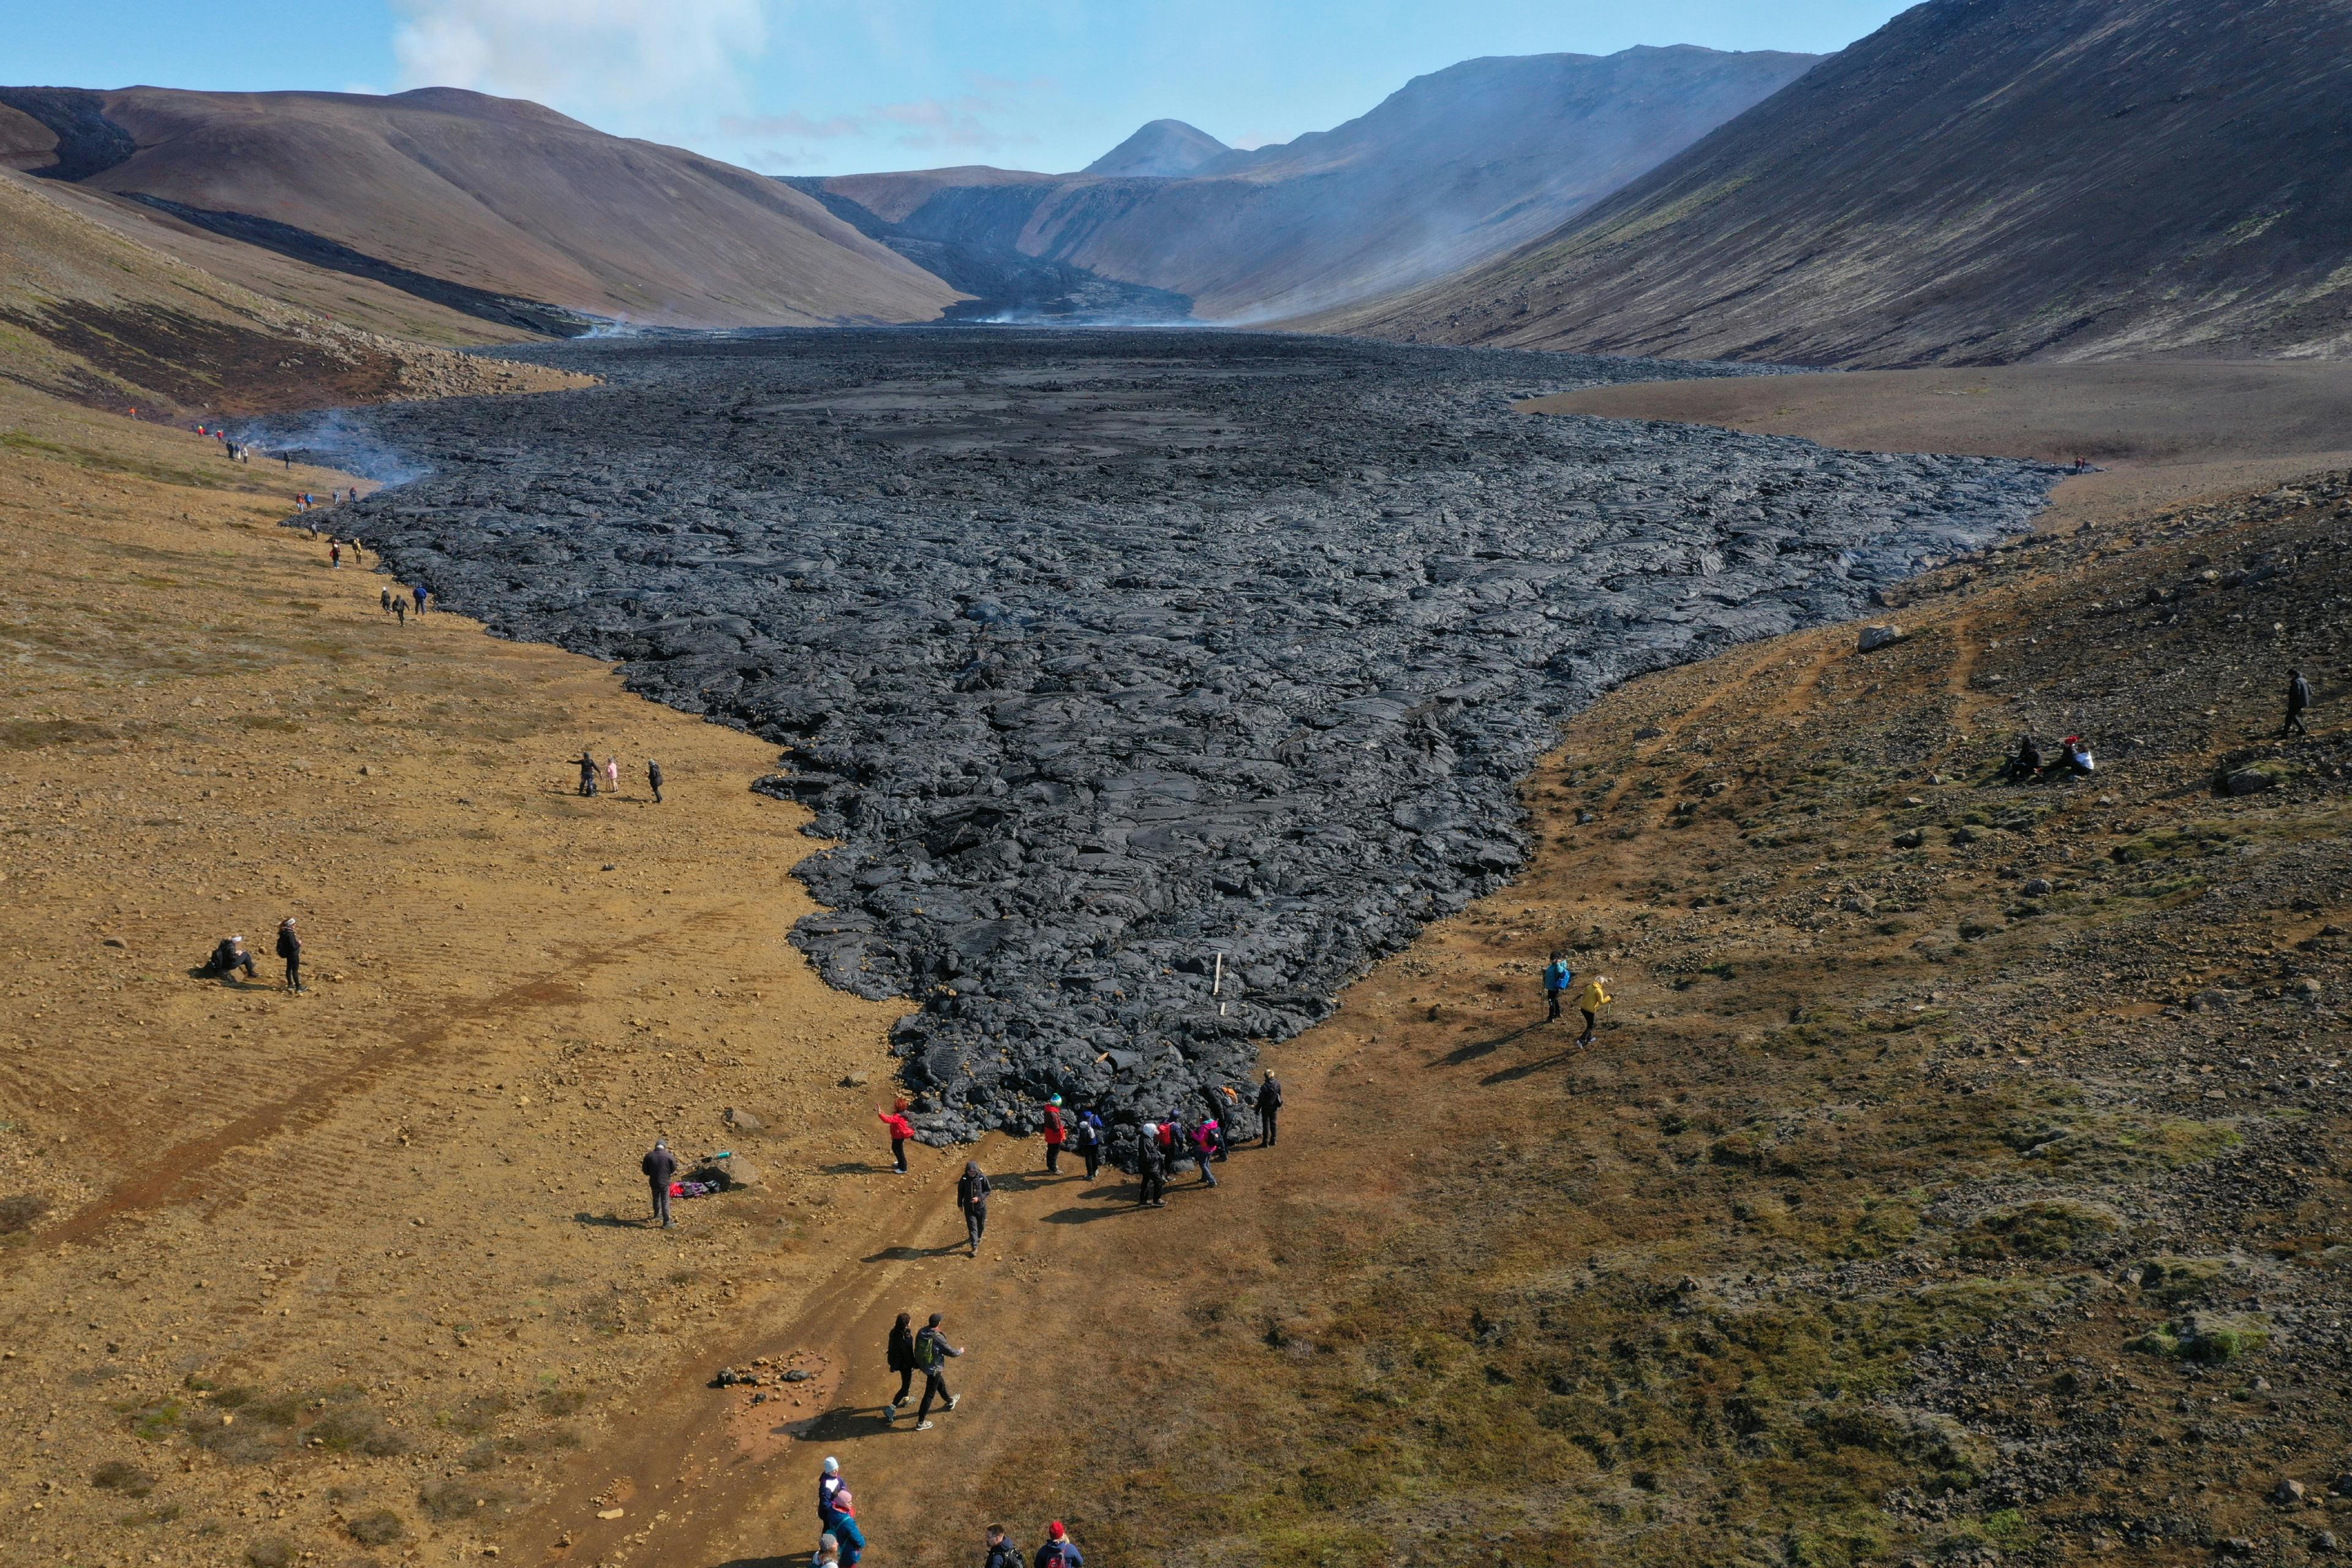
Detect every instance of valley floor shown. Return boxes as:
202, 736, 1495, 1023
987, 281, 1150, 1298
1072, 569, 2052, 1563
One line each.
1, 369, 2348, 1568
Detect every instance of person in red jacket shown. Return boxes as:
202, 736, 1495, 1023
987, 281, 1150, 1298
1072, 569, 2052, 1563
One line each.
876, 1099, 915, 1174
1041, 1094, 1067, 1174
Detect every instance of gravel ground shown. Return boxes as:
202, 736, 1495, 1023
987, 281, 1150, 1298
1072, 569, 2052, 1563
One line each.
268, 328, 2060, 1140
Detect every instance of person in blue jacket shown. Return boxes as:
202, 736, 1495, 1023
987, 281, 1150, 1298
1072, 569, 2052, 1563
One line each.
1542, 951, 1574, 1023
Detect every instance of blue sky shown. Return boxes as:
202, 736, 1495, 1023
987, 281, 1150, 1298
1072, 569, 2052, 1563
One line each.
2, 1, 1912, 175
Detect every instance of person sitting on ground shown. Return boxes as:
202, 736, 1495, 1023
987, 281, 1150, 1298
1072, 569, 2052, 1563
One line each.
202, 934, 256, 980
2057, 735, 2096, 776
1033, 1520, 1084, 1568
2001, 734, 2045, 783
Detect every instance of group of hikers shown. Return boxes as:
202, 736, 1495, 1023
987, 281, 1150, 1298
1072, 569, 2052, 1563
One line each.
2000, 672, 2312, 784
1540, 953, 1613, 1044
197, 918, 304, 993
811, 1452, 1084, 1567
573, 748, 665, 802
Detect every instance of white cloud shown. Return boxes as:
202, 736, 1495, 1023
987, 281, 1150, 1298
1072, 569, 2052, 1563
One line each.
391, 0, 770, 117
721, 83, 1043, 168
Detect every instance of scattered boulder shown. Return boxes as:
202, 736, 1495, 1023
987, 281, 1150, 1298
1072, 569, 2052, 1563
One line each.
1856, 623, 1905, 652
722, 1106, 765, 1134
2274, 1479, 2309, 1506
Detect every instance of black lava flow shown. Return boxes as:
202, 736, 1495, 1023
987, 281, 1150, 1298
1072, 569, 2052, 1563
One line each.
286, 328, 2060, 1152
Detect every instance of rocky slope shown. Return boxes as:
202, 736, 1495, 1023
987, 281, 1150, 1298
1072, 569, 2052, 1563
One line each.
0, 85, 959, 331
279, 329, 2056, 1141
0, 170, 587, 415
1340, 0, 2352, 365
801, 45, 1818, 322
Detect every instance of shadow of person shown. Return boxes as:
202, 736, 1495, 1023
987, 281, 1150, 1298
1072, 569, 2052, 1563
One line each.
1480, 1050, 1580, 1086
1433, 1023, 1540, 1068
573, 1211, 643, 1228
1039, 1200, 1147, 1224
859, 1243, 963, 1264
778, 1403, 889, 1443
978, 1169, 1060, 1194
820, 1161, 891, 1177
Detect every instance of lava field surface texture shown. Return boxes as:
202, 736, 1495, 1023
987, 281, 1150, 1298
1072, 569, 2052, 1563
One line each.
290, 328, 2060, 1146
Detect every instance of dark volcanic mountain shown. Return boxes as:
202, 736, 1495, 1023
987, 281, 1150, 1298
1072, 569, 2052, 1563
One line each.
1340, 0, 2352, 365
801, 45, 1819, 322
0, 85, 957, 332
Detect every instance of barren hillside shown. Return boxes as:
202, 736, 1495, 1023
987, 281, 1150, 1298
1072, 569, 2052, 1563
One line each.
1336, 0, 2352, 365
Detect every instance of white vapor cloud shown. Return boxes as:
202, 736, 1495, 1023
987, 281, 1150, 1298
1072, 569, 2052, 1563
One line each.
722, 80, 1046, 171
391, 0, 770, 116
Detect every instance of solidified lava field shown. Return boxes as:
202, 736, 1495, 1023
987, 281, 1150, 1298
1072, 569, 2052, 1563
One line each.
292, 328, 2060, 1146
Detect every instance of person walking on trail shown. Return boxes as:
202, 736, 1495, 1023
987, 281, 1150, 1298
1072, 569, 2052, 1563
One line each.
380, 586, 392, 615
1572, 974, 1613, 1047
643, 1137, 678, 1227
1199, 1084, 1233, 1160
1256, 1069, 1283, 1148
984, 1526, 1022, 1568
647, 758, 664, 803
330, 541, 341, 568
1137, 1124, 1167, 1207
827, 1489, 867, 1566
1041, 1094, 1068, 1174
575, 748, 599, 797
1074, 1107, 1104, 1181
911, 1311, 962, 1429
957, 1160, 992, 1255
606, 754, 620, 795
883, 1314, 918, 1420
877, 1099, 915, 1174
394, 596, 406, 626
275, 917, 304, 993
1543, 950, 1574, 1023
202, 933, 256, 981
816, 1455, 843, 1532
2285, 669, 2313, 737
1192, 1117, 1220, 1187
1033, 1521, 1083, 1568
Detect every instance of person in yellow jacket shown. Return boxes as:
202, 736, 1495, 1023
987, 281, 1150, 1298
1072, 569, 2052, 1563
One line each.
1571, 975, 1611, 1047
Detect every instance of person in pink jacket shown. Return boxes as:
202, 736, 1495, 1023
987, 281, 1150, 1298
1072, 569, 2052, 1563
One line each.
876, 1100, 915, 1174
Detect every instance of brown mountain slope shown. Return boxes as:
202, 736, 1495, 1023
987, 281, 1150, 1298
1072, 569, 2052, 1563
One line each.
1335, 0, 2352, 366
0, 168, 586, 415
807, 46, 1817, 322
0, 85, 958, 330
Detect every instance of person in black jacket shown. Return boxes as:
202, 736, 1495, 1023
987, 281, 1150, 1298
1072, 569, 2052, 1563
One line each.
957, 1161, 992, 1256
883, 1312, 917, 1419
1256, 1069, 1283, 1148
1199, 1084, 1232, 1161
911, 1312, 962, 1429
2285, 669, 2313, 737
1072, 1110, 1103, 1182
647, 758, 665, 803
275, 918, 304, 993
202, 934, 257, 981
1136, 1124, 1167, 1208
982, 1526, 1021, 1568
643, 1137, 677, 1228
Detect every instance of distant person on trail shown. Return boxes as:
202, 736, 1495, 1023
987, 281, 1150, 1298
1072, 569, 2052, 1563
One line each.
413, 585, 429, 615
1073, 1107, 1104, 1180
958, 1159, 992, 1255
1136, 1124, 1167, 1207
394, 597, 406, 626
1256, 1069, 1283, 1147
606, 755, 620, 794
380, 586, 392, 615
643, 1137, 678, 1227
575, 749, 599, 797
1543, 951, 1574, 1023
878, 1100, 915, 1174
647, 759, 665, 803
1041, 1095, 1067, 1173
1033, 1521, 1083, 1568
330, 542, 341, 568
984, 1526, 1022, 1568
884, 1314, 917, 1418
816, 1455, 844, 1531
911, 1311, 962, 1430
202, 933, 256, 981
2285, 669, 2313, 736
275, 916, 304, 993
1572, 975, 1613, 1047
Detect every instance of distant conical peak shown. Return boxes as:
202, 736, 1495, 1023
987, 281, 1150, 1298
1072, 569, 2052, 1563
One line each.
1084, 118, 1231, 178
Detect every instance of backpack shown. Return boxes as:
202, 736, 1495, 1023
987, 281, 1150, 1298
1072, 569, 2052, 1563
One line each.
913, 1330, 942, 1371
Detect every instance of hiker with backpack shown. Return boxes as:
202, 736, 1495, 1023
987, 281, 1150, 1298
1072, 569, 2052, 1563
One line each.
984, 1526, 1023, 1568
911, 1311, 962, 1429
1072, 1107, 1105, 1181
958, 1160, 992, 1255
827, 1488, 867, 1566
1191, 1116, 1220, 1188
1542, 950, 1574, 1023
1033, 1521, 1083, 1568
1572, 974, 1613, 1047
